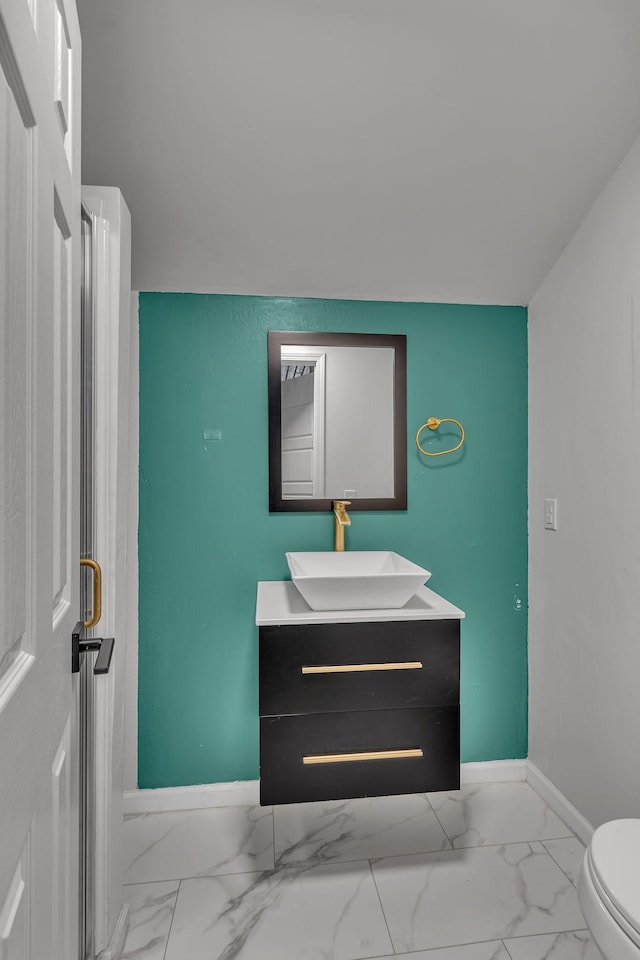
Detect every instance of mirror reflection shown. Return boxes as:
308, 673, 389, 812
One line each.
281, 343, 395, 500
268, 331, 407, 512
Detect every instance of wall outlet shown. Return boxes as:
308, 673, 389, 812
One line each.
544, 498, 557, 530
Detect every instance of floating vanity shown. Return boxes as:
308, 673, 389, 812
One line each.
256, 580, 465, 806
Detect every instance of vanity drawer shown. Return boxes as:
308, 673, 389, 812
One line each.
259, 619, 459, 717
259, 705, 459, 805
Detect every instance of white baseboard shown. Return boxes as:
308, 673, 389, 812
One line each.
123, 762, 594, 851
124, 780, 260, 814
460, 759, 527, 783
97, 902, 129, 960
123, 760, 526, 814
526, 761, 594, 844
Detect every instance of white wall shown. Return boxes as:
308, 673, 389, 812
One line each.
529, 134, 640, 828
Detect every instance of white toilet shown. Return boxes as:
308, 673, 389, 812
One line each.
578, 819, 640, 960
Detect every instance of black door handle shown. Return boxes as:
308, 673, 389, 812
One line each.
93, 636, 114, 674
72, 621, 115, 675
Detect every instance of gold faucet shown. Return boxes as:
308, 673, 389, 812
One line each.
333, 500, 351, 552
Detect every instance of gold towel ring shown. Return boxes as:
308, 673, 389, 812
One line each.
416, 417, 465, 457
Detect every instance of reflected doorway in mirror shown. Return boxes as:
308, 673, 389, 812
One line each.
281, 347, 326, 499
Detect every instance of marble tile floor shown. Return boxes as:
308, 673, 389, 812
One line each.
121, 781, 596, 960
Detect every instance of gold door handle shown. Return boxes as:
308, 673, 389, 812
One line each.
80, 558, 102, 628
301, 661, 422, 675
303, 748, 423, 765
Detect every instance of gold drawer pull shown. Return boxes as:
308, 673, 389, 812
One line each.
301, 661, 422, 675
303, 748, 423, 765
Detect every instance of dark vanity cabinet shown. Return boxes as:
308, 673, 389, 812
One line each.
258, 613, 461, 806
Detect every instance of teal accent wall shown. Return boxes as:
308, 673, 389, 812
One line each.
138, 294, 528, 788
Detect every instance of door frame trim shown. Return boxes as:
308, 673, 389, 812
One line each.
81, 188, 132, 955
96, 903, 129, 960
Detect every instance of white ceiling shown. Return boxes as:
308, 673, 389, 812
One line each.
78, 0, 640, 304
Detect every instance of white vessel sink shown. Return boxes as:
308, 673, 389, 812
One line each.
285, 551, 431, 611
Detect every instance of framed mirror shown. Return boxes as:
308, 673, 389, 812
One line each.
268, 331, 407, 512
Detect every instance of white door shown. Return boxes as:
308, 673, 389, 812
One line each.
0, 0, 81, 957
280, 349, 325, 499
281, 370, 316, 498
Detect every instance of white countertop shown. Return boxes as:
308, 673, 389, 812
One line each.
256, 580, 465, 626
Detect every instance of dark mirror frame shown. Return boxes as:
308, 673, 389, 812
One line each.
268, 330, 407, 512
